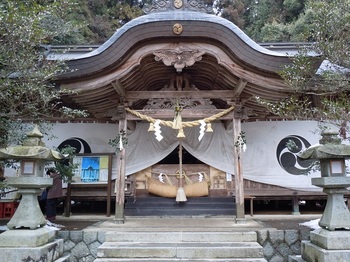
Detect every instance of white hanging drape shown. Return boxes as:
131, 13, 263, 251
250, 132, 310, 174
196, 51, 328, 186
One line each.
41, 120, 327, 191
125, 120, 322, 191
125, 121, 235, 175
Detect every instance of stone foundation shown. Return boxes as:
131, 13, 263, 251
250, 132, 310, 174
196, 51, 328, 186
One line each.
56, 227, 312, 262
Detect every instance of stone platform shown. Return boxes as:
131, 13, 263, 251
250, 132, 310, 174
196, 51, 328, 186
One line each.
290, 228, 350, 262
0, 227, 69, 261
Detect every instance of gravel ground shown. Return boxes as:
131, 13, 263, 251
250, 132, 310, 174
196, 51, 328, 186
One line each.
256, 218, 318, 230
1, 215, 321, 232
0, 218, 100, 232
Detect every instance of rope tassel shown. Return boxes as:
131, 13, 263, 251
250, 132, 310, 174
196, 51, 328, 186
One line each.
148, 122, 155, 132
176, 141, 187, 202
177, 128, 185, 139
172, 106, 182, 130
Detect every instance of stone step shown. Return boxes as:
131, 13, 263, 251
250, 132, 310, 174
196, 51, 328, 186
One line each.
125, 197, 235, 206
105, 231, 257, 243
97, 242, 263, 259
95, 258, 267, 262
124, 208, 235, 216
124, 197, 235, 216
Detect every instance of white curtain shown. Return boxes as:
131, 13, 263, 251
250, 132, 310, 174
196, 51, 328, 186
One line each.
125, 120, 323, 191
125, 121, 235, 175
41, 120, 328, 191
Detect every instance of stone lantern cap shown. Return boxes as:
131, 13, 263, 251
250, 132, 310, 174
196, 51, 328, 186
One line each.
298, 130, 350, 160
0, 125, 64, 161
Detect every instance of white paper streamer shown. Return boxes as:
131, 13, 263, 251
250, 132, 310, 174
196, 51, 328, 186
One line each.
158, 173, 165, 183
154, 120, 163, 141
119, 134, 123, 150
198, 172, 204, 182
198, 120, 206, 141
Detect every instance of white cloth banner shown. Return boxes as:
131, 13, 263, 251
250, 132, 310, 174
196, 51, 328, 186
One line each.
241, 121, 321, 191
40, 120, 333, 192
125, 120, 322, 191
125, 121, 236, 176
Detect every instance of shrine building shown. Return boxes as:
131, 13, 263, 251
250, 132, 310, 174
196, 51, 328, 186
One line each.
40, 0, 329, 220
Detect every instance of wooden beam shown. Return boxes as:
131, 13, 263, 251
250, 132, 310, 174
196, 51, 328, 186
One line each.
232, 79, 248, 97
126, 90, 236, 100
111, 80, 125, 97
126, 108, 235, 120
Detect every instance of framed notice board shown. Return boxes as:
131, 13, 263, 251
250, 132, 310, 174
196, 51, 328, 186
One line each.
65, 153, 114, 217
73, 154, 111, 182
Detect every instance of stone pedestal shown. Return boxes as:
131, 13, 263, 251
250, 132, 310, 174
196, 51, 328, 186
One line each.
312, 177, 350, 230
289, 229, 350, 262
7, 188, 47, 229
0, 227, 69, 261
114, 203, 125, 224
5, 176, 51, 229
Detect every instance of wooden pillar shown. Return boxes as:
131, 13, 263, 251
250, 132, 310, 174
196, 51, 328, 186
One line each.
233, 117, 246, 222
114, 116, 127, 223
106, 154, 113, 217
64, 183, 71, 217
292, 192, 300, 215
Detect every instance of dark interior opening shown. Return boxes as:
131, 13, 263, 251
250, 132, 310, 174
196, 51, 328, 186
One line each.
158, 145, 203, 164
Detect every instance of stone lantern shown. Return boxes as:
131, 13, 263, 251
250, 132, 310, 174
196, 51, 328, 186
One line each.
0, 125, 65, 230
291, 129, 350, 262
298, 129, 350, 230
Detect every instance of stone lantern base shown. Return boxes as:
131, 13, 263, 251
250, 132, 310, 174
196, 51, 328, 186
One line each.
289, 229, 350, 262
0, 227, 69, 261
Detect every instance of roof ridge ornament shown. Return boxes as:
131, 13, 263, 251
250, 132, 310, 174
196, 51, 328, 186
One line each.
144, 0, 212, 14
153, 46, 205, 72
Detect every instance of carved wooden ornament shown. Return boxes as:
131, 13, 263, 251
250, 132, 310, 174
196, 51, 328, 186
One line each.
154, 48, 205, 72
174, 0, 183, 8
173, 23, 183, 35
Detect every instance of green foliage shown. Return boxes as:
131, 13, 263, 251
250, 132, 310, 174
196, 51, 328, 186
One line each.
53, 145, 78, 183
0, 121, 55, 149
256, 95, 317, 120
288, 10, 315, 41
214, 0, 245, 28
242, 0, 307, 42
0, 179, 7, 191
108, 130, 128, 152
18, 0, 314, 44
243, 0, 283, 41
260, 21, 290, 42
279, 49, 318, 91
234, 131, 246, 150
258, 1, 350, 140
307, 0, 350, 67
0, 0, 87, 147
283, 0, 305, 22
61, 0, 145, 44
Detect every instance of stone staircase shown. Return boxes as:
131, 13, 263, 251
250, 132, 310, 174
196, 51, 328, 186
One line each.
94, 230, 267, 261
124, 196, 236, 216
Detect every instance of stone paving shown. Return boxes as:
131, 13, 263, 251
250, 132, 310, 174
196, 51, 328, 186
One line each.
1, 214, 322, 261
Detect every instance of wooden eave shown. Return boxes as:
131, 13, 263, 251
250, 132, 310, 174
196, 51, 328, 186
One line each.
53, 10, 322, 123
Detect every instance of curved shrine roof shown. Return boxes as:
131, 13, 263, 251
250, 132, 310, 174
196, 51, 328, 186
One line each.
62, 10, 292, 79
55, 2, 321, 123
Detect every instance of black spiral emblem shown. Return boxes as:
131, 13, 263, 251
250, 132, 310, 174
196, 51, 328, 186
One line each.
58, 137, 92, 154
276, 135, 313, 175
